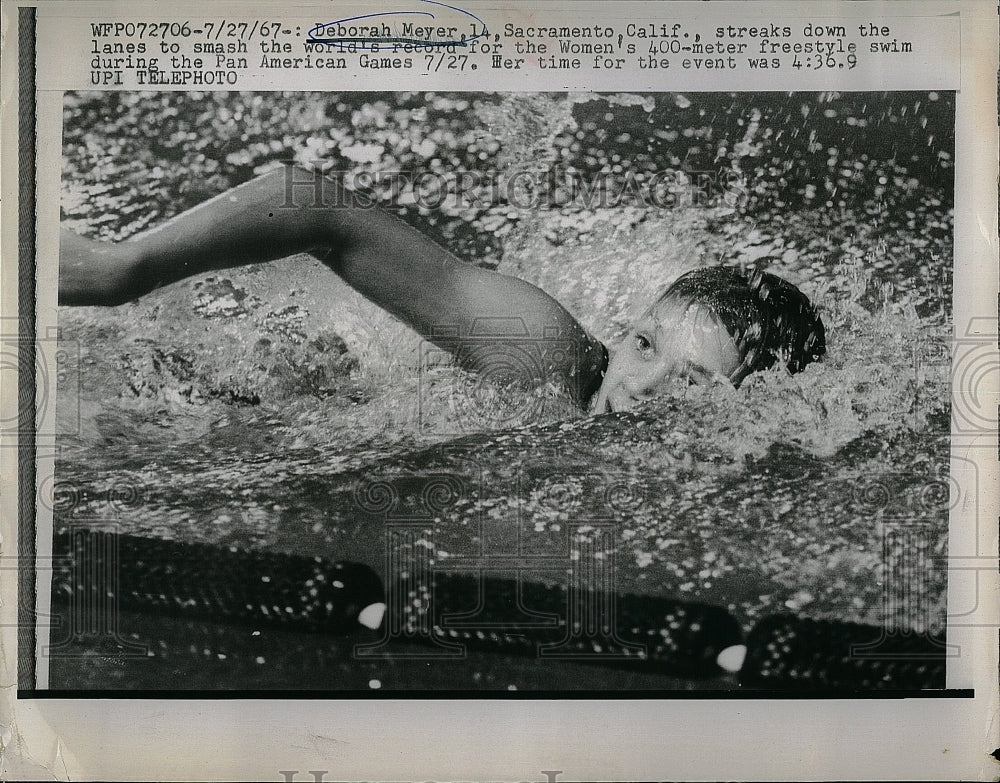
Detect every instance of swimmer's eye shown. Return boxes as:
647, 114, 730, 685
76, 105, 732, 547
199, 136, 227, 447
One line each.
634, 332, 654, 355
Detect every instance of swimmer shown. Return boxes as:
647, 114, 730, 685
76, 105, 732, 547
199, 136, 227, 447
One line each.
59, 166, 825, 411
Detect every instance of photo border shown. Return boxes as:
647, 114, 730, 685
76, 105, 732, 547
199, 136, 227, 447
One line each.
2, 1, 996, 780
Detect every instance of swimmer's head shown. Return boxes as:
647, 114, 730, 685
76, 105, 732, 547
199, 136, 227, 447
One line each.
593, 266, 826, 413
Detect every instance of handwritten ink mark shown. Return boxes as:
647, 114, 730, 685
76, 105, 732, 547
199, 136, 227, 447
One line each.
308, 0, 487, 51
309, 37, 465, 49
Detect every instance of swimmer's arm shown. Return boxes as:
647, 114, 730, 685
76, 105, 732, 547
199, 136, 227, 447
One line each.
59, 166, 606, 404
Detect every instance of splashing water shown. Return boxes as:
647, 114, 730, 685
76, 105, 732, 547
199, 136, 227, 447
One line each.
55, 93, 953, 658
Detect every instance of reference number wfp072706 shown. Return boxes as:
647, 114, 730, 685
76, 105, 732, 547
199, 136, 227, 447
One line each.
89, 19, 914, 86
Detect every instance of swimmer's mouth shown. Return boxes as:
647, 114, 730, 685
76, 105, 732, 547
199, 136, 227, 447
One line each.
605, 394, 647, 413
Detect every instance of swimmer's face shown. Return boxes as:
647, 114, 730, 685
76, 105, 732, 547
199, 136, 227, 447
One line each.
594, 298, 741, 413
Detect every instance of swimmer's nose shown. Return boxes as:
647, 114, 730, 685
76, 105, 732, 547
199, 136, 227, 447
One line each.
592, 380, 612, 414
595, 385, 631, 413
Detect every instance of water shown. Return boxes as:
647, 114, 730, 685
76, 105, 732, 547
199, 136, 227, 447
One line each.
51, 92, 953, 688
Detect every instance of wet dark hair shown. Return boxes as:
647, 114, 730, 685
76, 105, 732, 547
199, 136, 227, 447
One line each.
658, 265, 826, 385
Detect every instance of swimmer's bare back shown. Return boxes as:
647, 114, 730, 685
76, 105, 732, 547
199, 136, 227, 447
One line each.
59, 166, 607, 405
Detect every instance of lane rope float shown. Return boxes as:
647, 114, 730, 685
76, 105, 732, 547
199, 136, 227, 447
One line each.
51, 528, 386, 633
381, 570, 745, 679
49, 528, 947, 689
737, 613, 947, 690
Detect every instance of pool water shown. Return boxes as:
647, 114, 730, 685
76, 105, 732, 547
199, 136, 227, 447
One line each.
50, 91, 954, 689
